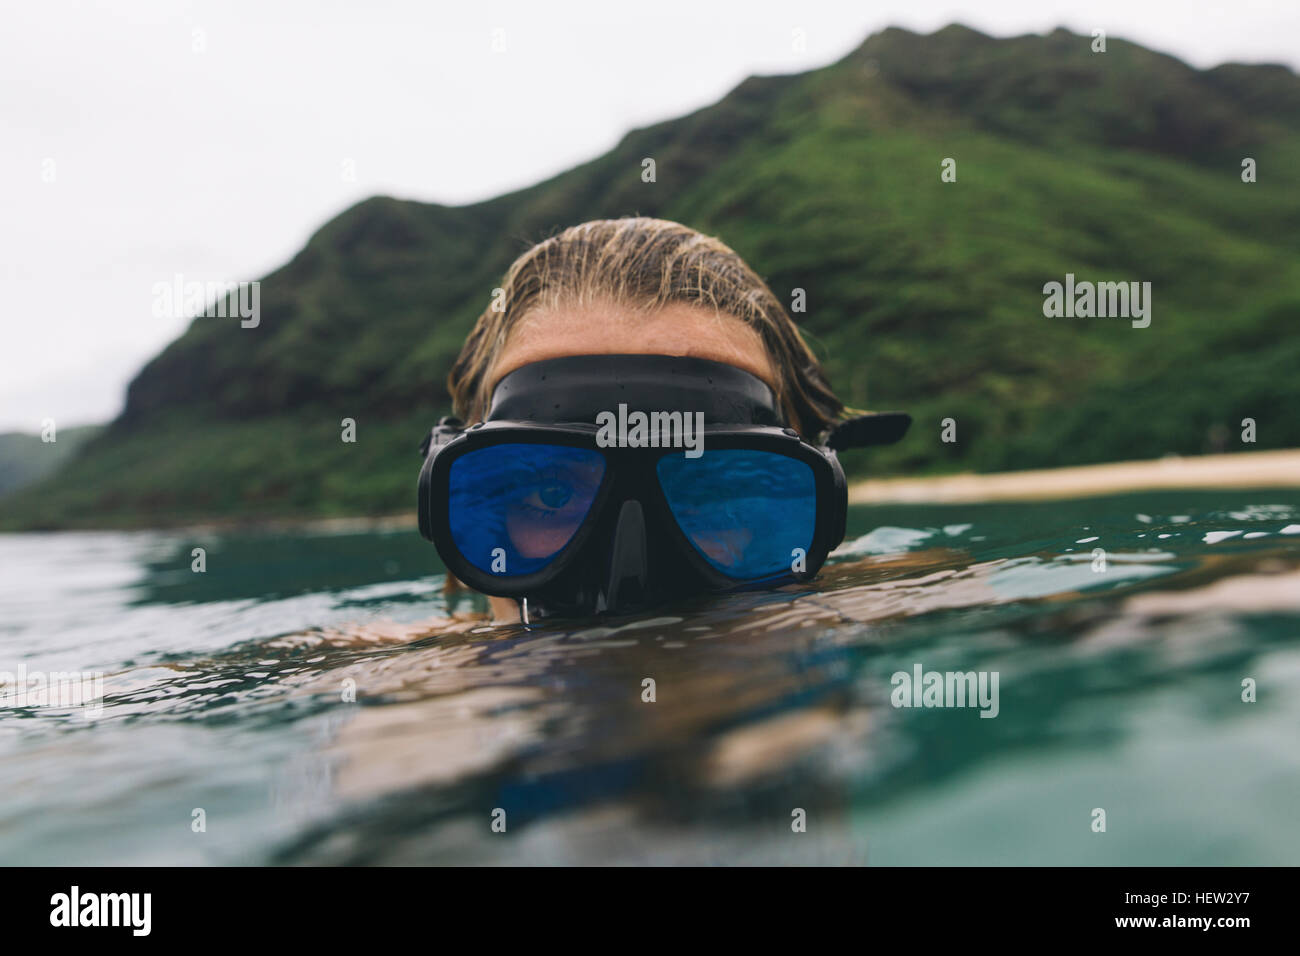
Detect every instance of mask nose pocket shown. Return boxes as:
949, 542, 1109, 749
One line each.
603, 499, 648, 612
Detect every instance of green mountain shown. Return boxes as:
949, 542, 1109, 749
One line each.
0, 425, 102, 498
6, 24, 1299, 529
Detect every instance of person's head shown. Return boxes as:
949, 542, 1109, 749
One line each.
448, 217, 843, 440
420, 217, 907, 622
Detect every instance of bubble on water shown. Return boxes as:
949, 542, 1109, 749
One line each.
1229, 505, 1296, 522
1204, 531, 1244, 544
834, 526, 934, 556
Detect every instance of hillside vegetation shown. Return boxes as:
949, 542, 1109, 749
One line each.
5, 24, 1298, 529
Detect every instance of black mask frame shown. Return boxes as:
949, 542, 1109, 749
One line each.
418, 418, 847, 609
416, 353, 910, 618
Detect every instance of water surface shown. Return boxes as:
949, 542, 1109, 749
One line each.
2, 491, 1298, 864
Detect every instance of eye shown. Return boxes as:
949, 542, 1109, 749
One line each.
538, 481, 572, 509
519, 479, 575, 513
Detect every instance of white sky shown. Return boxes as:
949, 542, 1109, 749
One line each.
2, 0, 1296, 431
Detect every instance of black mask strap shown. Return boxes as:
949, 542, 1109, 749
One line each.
487, 354, 783, 427
825, 412, 912, 450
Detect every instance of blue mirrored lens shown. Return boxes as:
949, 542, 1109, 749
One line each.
449, 444, 605, 576
656, 450, 816, 579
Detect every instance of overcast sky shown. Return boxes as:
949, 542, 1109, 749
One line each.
3, 0, 1296, 432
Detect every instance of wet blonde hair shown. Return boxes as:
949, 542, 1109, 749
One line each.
447, 217, 844, 438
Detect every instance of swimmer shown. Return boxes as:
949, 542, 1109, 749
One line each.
417, 217, 909, 622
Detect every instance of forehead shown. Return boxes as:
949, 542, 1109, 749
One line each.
486, 301, 777, 395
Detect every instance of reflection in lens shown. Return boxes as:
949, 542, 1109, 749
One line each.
449, 444, 605, 576
657, 449, 816, 579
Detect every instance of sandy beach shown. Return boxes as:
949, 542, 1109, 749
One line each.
849, 448, 1300, 505
111, 448, 1300, 536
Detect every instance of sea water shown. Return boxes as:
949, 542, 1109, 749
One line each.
1, 490, 1297, 865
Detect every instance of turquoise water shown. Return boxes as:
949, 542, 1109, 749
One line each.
1, 491, 1298, 865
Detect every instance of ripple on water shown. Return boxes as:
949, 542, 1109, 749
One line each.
0, 491, 1298, 863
